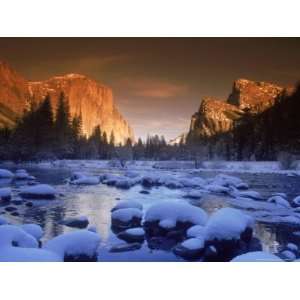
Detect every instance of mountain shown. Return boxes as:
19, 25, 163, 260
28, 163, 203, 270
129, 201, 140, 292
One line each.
0, 61, 134, 144
189, 79, 284, 138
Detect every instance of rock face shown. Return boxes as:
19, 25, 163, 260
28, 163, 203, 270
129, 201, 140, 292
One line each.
0, 61, 134, 144
189, 79, 284, 138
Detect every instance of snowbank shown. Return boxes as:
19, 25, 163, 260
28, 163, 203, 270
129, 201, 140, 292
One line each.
0, 246, 63, 262
20, 184, 57, 199
231, 251, 283, 262
44, 230, 101, 261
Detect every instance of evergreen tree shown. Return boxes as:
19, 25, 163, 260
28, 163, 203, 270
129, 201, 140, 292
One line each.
54, 92, 72, 158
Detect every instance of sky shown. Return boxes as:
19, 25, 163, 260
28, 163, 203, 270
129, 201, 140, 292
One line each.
0, 38, 300, 141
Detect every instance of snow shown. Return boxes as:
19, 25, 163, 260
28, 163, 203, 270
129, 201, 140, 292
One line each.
267, 196, 291, 208
20, 184, 57, 199
0, 225, 38, 248
111, 200, 143, 212
186, 225, 205, 238
0, 169, 14, 178
231, 251, 283, 262
205, 184, 230, 194
111, 208, 143, 223
205, 208, 254, 241
15, 169, 31, 180
230, 188, 263, 200
144, 202, 208, 229
21, 224, 44, 240
0, 216, 9, 225
286, 243, 298, 252
44, 230, 101, 259
280, 250, 296, 261
0, 247, 63, 262
292, 196, 300, 207
210, 174, 245, 188
181, 237, 205, 250
124, 227, 145, 237
0, 187, 11, 200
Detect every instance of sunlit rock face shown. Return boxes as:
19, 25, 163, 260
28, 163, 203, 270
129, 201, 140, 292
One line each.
28, 74, 134, 143
0, 61, 134, 144
227, 79, 283, 113
189, 79, 285, 138
190, 97, 243, 137
0, 62, 30, 126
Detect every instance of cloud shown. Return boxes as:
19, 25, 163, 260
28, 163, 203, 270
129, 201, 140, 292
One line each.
118, 78, 189, 98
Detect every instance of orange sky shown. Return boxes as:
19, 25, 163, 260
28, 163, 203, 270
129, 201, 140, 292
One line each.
1, 38, 300, 140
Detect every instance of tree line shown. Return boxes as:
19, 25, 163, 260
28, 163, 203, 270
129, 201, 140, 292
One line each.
0, 93, 193, 162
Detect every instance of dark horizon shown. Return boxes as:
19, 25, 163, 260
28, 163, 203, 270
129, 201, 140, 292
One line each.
1, 37, 300, 140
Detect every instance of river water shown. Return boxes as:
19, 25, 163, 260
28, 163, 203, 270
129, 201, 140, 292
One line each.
1, 164, 300, 261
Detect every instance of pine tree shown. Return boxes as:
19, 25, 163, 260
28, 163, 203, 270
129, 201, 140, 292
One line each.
54, 92, 72, 158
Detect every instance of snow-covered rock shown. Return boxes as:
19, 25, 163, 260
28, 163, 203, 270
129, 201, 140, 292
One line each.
44, 230, 101, 261
205, 208, 254, 241
267, 196, 291, 208
205, 184, 230, 194
292, 196, 300, 207
21, 224, 44, 241
0, 247, 63, 262
0, 169, 14, 178
61, 216, 89, 229
231, 251, 283, 262
144, 202, 207, 238
204, 208, 255, 261
173, 237, 205, 260
117, 227, 145, 243
211, 174, 245, 189
286, 243, 298, 253
186, 225, 205, 238
178, 176, 206, 188
111, 200, 143, 212
0, 187, 11, 202
20, 184, 57, 199
0, 225, 38, 248
231, 188, 263, 200
114, 178, 137, 189
15, 169, 31, 180
279, 250, 296, 261
111, 208, 143, 229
